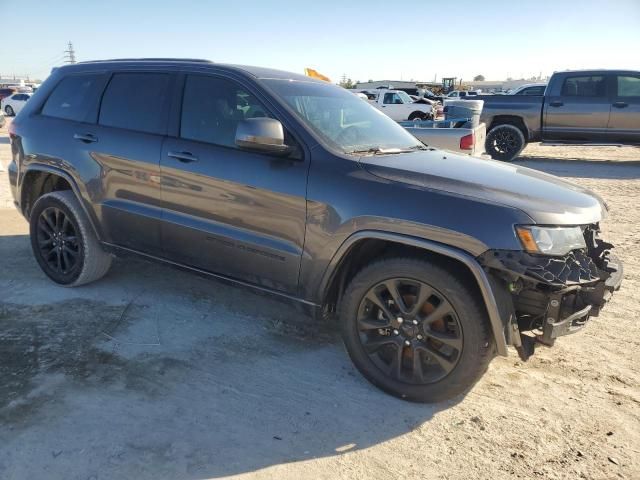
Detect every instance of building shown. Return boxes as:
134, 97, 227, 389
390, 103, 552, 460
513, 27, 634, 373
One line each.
355, 80, 441, 91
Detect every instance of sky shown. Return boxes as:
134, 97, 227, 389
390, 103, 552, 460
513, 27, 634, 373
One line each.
1, 0, 639, 83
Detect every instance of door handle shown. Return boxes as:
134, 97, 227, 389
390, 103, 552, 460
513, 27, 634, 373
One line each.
549, 101, 564, 107
612, 101, 628, 108
73, 133, 98, 143
167, 151, 198, 163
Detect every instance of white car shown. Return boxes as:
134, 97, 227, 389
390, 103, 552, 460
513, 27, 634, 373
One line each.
1, 92, 32, 116
355, 89, 435, 121
446, 90, 480, 99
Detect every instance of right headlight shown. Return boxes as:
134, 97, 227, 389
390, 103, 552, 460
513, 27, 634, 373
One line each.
515, 226, 586, 256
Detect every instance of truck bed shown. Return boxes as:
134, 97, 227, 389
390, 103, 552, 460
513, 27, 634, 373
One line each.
401, 119, 487, 156
472, 95, 543, 141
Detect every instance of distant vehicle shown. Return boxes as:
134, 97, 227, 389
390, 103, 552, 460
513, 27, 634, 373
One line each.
1, 92, 32, 116
446, 90, 480, 99
422, 89, 443, 102
474, 69, 640, 160
0, 87, 17, 102
509, 83, 547, 96
357, 89, 435, 121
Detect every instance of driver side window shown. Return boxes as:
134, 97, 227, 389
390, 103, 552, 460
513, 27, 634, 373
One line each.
180, 75, 272, 148
383, 93, 402, 105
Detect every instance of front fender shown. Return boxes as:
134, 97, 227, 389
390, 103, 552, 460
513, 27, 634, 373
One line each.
318, 230, 509, 356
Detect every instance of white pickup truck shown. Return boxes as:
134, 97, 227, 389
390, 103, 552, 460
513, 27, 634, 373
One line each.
356, 89, 435, 121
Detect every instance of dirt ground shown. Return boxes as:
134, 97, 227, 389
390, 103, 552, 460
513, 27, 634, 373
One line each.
0, 117, 638, 479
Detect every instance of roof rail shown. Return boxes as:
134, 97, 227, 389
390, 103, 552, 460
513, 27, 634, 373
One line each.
78, 58, 213, 64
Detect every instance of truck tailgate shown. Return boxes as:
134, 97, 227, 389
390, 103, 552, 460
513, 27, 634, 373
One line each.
405, 122, 487, 156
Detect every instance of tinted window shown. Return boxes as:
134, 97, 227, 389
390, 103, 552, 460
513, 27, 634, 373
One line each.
180, 75, 272, 147
99, 73, 170, 134
41, 74, 101, 121
383, 93, 402, 104
561, 76, 606, 97
617, 75, 640, 97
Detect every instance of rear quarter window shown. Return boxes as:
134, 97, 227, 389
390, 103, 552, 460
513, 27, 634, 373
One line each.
41, 74, 102, 121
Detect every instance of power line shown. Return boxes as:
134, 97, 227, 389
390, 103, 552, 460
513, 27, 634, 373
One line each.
64, 41, 76, 64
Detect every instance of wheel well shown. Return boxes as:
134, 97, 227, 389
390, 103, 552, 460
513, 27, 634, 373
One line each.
488, 116, 528, 141
323, 239, 483, 312
21, 171, 73, 218
409, 110, 426, 119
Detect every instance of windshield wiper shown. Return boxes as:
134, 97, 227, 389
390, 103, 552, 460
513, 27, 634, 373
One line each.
347, 146, 419, 155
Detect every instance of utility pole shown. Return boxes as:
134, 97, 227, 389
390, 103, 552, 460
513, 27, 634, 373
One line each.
64, 42, 76, 64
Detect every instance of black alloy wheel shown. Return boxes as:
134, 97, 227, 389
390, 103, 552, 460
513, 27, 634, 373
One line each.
357, 278, 463, 384
35, 206, 82, 280
485, 124, 526, 161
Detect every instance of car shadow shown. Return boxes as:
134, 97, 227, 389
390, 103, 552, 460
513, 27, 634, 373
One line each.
0, 233, 454, 479
513, 156, 640, 179
0, 136, 10, 144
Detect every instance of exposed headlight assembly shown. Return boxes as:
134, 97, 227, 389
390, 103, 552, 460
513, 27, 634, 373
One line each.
516, 226, 586, 256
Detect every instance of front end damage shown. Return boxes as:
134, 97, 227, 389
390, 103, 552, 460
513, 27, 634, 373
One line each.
478, 224, 623, 360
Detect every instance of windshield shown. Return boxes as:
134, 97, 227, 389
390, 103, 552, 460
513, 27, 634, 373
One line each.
396, 91, 413, 103
263, 80, 423, 154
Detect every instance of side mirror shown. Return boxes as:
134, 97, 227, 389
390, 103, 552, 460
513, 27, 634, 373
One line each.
235, 118, 291, 155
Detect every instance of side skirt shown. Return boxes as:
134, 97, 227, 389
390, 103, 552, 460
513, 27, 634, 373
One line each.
101, 242, 320, 317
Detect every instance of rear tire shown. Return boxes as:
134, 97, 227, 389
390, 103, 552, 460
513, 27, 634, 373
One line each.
29, 191, 112, 286
5, 105, 14, 116
485, 124, 526, 161
339, 257, 494, 403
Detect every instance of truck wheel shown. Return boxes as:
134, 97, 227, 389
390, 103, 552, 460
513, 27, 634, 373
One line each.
408, 111, 426, 121
485, 124, 526, 161
339, 257, 494, 403
29, 191, 112, 286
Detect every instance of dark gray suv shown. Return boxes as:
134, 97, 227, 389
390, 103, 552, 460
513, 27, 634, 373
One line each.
7, 59, 623, 402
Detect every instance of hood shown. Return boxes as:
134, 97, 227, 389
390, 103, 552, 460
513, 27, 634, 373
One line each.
360, 150, 607, 225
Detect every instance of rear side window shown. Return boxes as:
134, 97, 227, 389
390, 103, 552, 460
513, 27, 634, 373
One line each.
41, 74, 101, 121
617, 75, 640, 97
561, 76, 606, 97
99, 73, 170, 134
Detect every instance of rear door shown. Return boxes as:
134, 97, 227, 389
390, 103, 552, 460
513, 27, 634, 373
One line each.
543, 74, 611, 142
159, 73, 308, 294
607, 73, 640, 144
90, 71, 173, 255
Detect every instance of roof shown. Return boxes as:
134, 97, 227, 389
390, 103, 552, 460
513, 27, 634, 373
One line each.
69, 58, 319, 83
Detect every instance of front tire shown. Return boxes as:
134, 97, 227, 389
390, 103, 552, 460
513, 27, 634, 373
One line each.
5, 105, 14, 116
408, 111, 427, 121
29, 191, 112, 286
339, 257, 494, 402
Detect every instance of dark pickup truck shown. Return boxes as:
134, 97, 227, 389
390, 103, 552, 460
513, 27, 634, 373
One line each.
475, 70, 640, 160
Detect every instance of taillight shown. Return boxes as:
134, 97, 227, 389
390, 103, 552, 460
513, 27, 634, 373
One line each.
459, 133, 474, 150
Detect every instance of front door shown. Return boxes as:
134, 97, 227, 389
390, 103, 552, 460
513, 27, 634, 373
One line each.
607, 73, 640, 144
543, 74, 611, 142
160, 74, 308, 294
380, 92, 407, 120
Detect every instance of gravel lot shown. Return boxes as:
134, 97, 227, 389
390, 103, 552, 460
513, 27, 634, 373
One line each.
0, 117, 639, 480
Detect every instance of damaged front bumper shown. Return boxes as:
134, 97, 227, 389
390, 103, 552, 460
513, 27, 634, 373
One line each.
477, 226, 623, 359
